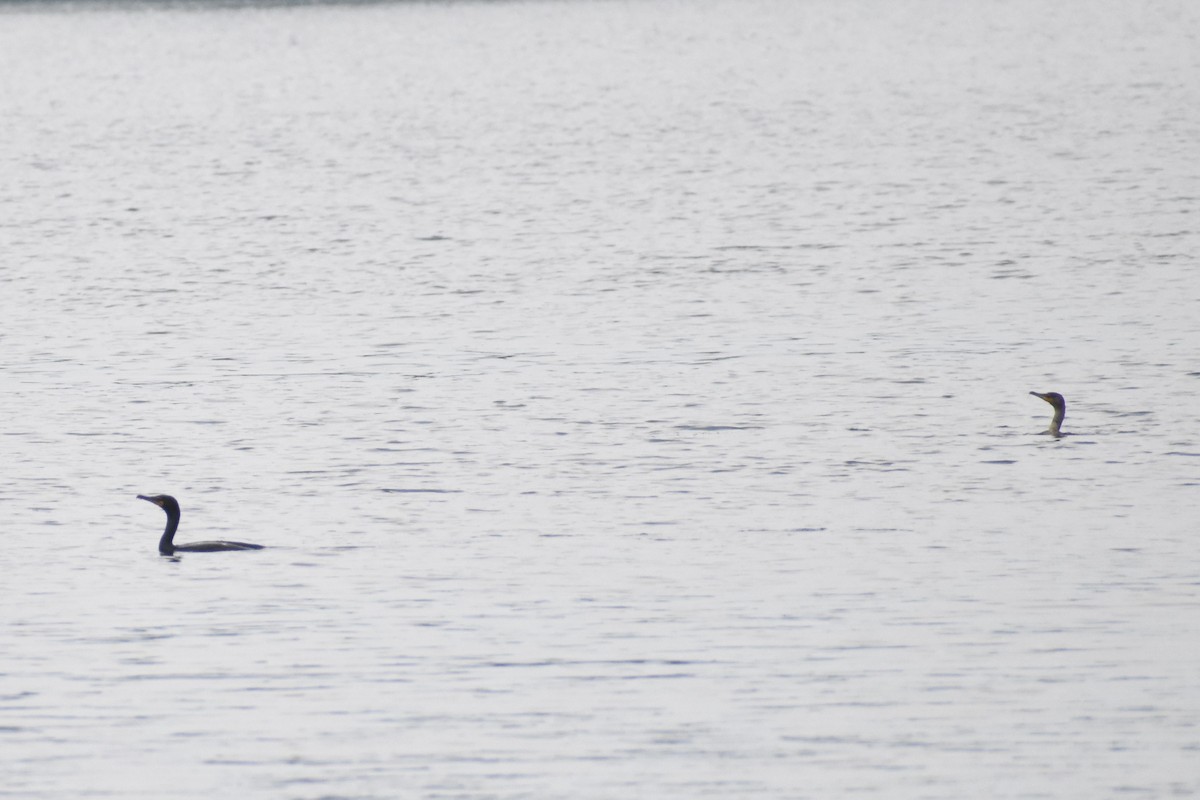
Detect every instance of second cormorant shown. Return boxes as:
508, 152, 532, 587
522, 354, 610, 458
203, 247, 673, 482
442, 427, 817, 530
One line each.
1029, 391, 1067, 437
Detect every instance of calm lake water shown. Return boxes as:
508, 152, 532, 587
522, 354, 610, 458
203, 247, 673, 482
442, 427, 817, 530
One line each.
2, 0, 1199, 797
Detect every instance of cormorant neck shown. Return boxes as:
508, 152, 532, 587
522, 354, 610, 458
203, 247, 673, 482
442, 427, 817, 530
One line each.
158, 509, 180, 556
1049, 405, 1065, 436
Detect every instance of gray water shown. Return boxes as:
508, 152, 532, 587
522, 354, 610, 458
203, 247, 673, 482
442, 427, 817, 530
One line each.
2, 0, 1199, 797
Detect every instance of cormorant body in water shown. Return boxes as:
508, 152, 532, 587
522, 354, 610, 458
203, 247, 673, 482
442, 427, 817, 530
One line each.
137, 494, 264, 555
1029, 391, 1066, 437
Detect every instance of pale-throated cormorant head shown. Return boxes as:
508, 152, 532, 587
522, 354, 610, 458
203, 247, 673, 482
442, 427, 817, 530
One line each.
1029, 391, 1066, 412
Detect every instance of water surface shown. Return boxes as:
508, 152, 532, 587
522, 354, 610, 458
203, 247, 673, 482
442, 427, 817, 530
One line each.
2, 0, 1199, 797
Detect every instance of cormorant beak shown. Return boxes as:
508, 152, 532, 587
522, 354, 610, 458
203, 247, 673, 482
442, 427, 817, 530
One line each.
136, 494, 162, 507
1029, 391, 1051, 404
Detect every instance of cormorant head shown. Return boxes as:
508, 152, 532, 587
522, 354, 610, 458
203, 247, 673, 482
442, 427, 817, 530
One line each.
1029, 391, 1066, 412
137, 494, 180, 514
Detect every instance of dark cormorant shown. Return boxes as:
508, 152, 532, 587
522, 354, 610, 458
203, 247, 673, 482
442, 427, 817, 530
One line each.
1029, 391, 1066, 437
137, 494, 264, 556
